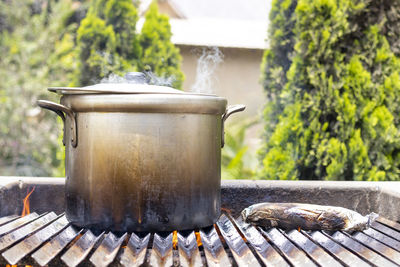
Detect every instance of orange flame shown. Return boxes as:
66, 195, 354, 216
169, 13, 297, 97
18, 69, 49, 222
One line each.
21, 187, 35, 217
172, 230, 178, 249
195, 232, 203, 247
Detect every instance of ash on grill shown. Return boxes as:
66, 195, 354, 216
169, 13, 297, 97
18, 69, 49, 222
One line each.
0, 212, 400, 266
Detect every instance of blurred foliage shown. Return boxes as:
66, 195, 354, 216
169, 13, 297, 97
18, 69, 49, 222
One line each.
74, 13, 120, 85
0, 0, 184, 176
73, 0, 140, 85
140, 2, 184, 89
260, 0, 400, 181
74, 0, 183, 87
222, 118, 259, 180
0, 0, 83, 176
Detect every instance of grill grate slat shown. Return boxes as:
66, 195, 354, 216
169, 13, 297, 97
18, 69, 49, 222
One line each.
372, 221, 400, 241
119, 232, 150, 267
0, 213, 399, 266
377, 217, 400, 232
329, 231, 399, 267
0, 212, 39, 236
233, 216, 290, 267
199, 226, 231, 267
352, 231, 400, 264
0, 212, 57, 251
259, 227, 317, 267
60, 229, 104, 267
363, 227, 400, 251
31, 225, 82, 266
1, 214, 68, 265
216, 214, 261, 267
177, 231, 202, 267
0, 215, 19, 227
90, 232, 127, 267
149, 232, 173, 267
310, 231, 371, 267
286, 229, 342, 267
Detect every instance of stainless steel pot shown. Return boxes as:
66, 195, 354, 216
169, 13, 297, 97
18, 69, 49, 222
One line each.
38, 73, 245, 232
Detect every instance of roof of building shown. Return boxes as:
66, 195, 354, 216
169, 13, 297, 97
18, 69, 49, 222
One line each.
140, 0, 269, 21
139, 0, 270, 50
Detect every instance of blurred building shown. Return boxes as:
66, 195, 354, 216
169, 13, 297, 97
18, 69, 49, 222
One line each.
139, 0, 270, 118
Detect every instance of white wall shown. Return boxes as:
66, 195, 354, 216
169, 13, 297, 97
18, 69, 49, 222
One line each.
179, 46, 265, 120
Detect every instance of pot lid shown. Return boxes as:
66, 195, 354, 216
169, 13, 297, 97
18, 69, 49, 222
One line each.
48, 72, 209, 96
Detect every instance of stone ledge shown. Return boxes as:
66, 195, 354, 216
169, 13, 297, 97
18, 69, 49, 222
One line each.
221, 180, 400, 220
1, 177, 399, 221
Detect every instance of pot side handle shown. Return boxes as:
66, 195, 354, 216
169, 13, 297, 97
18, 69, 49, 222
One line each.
221, 104, 246, 148
37, 100, 78, 147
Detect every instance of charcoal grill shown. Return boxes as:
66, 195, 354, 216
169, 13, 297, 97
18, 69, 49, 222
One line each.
1, 212, 400, 266
0, 177, 400, 266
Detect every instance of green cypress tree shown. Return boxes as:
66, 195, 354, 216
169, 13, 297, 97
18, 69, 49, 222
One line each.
140, 2, 184, 89
104, 0, 141, 63
74, 0, 142, 86
74, 14, 118, 86
261, 0, 400, 181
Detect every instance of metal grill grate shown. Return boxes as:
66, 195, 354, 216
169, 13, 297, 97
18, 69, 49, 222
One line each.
0, 212, 399, 266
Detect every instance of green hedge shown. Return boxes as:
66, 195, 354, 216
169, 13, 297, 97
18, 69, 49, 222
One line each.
260, 0, 400, 181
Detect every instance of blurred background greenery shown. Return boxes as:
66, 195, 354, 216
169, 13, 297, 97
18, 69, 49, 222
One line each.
1, 0, 400, 181
0, 0, 183, 177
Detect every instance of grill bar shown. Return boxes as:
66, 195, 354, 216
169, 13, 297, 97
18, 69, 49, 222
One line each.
233, 216, 290, 267
31, 225, 82, 266
119, 232, 150, 267
90, 232, 127, 267
177, 231, 202, 267
149, 232, 173, 267
0, 212, 399, 266
60, 230, 104, 267
0, 212, 56, 251
260, 227, 317, 267
363, 227, 400, 251
372, 221, 400, 241
352, 231, 400, 263
377, 217, 400, 232
310, 231, 370, 267
286, 229, 342, 267
199, 226, 231, 267
0, 215, 18, 227
216, 214, 261, 267
330, 231, 398, 267
0, 212, 39, 236
1, 214, 68, 264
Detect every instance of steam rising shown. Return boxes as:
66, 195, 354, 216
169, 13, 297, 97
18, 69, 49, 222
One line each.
145, 72, 176, 87
100, 73, 127, 83
191, 47, 223, 94
100, 46, 224, 92
100, 72, 175, 87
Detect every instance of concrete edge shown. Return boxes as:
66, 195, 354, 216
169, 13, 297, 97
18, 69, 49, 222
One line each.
0, 177, 399, 221
221, 180, 400, 220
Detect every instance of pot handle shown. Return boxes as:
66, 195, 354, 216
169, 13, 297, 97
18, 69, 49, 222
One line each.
221, 104, 246, 148
37, 100, 77, 147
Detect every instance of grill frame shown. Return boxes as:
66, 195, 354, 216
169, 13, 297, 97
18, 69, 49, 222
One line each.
0, 176, 400, 266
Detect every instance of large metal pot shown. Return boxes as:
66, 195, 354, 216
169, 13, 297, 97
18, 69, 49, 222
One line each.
37, 73, 245, 232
